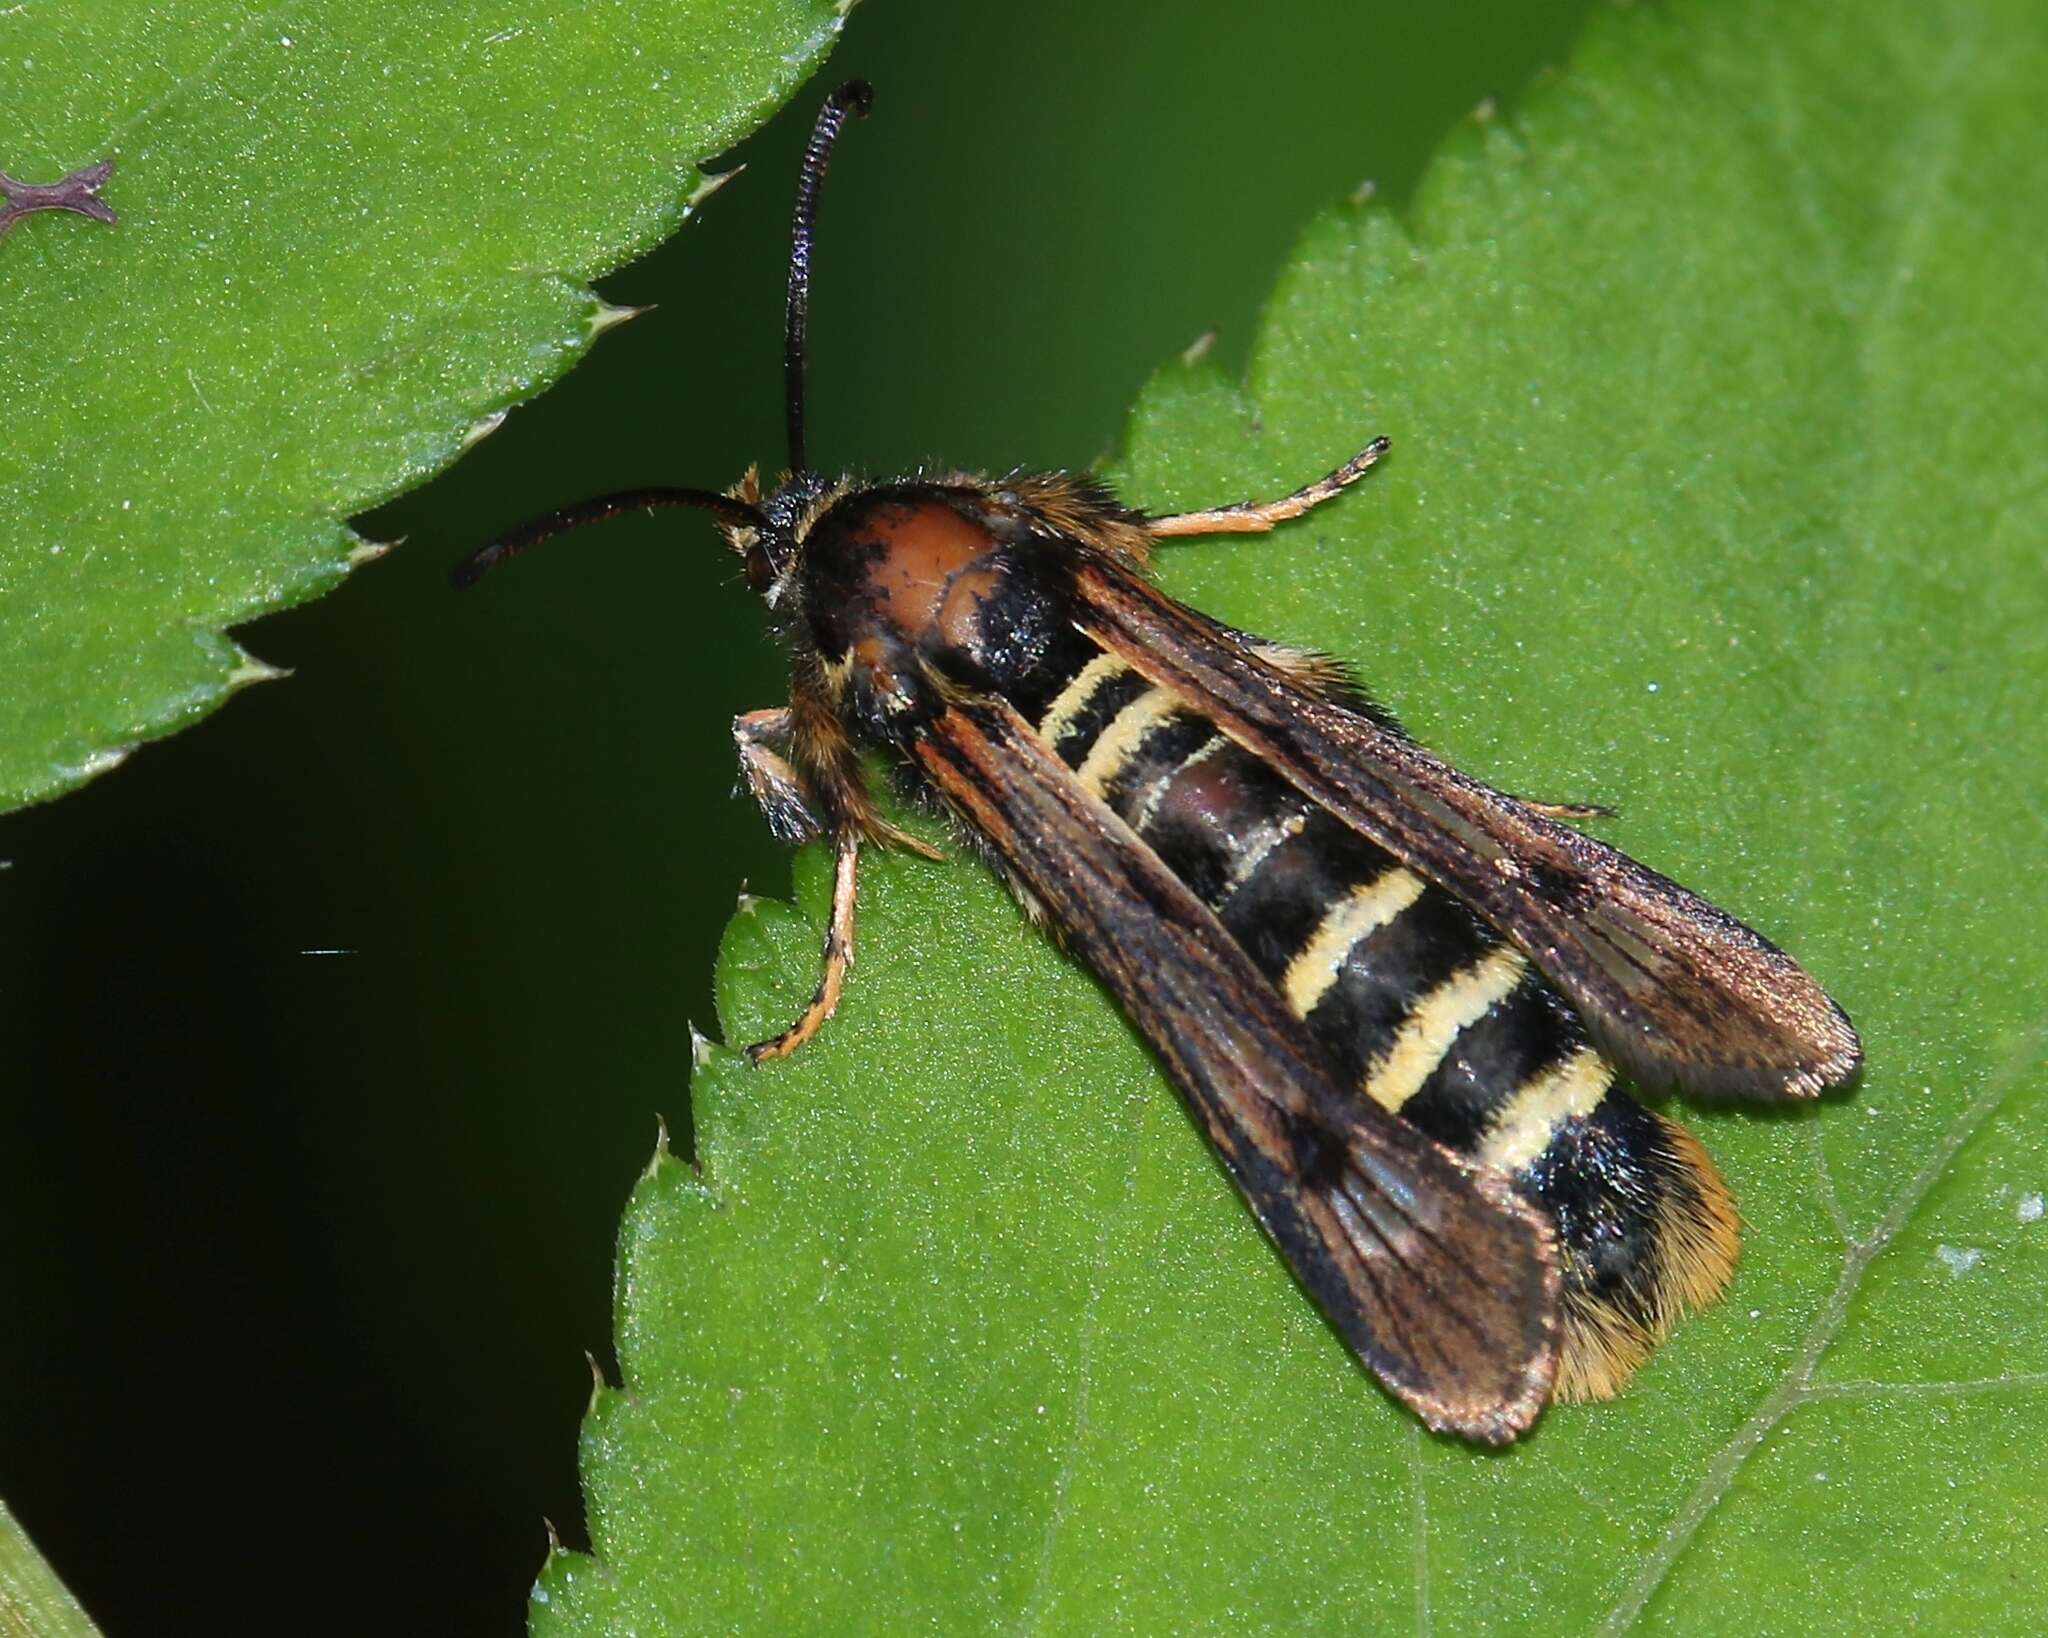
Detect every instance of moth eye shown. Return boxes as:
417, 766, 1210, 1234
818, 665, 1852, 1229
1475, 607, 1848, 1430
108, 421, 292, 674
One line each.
743, 542, 779, 593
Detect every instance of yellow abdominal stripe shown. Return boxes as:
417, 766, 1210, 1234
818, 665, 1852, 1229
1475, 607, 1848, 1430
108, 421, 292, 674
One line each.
1280, 869, 1428, 1017
1363, 944, 1529, 1112
1478, 1048, 1613, 1172
1077, 687, 1185, 797
1036, 651, 1128, 742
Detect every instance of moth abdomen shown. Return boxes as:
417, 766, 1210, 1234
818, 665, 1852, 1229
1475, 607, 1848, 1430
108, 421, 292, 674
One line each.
1025, 632, 1737, 1397
1526, 1094, 1739, 1400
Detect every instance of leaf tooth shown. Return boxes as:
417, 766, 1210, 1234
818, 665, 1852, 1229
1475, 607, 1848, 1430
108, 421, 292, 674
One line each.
459, 409, 508, 452
347, 535, 402, 567
226, 652, 292, 690
642, 1114, 674, 1182
684, 165, 744, 212
586, 299, 652, 340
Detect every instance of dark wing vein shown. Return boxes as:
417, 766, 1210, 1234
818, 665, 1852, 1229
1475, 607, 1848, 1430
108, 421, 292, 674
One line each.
912, 689, 1560, 1443
1075, 561, 1862, 1102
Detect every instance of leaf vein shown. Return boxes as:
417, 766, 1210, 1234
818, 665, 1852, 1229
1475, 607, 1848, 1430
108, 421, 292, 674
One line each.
101, 3, 303, 151
1810, 1120, 1854, 1246
1597, 1016, 2046, 1635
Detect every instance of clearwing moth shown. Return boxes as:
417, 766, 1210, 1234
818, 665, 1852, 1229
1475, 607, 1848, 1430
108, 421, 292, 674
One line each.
455, 82, 1861, 1444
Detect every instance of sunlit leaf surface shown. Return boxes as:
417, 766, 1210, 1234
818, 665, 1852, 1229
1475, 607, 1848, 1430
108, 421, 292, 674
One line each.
0, 0, 849, 808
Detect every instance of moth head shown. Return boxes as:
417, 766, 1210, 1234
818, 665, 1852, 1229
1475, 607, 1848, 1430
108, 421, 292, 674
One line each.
733, 469, 859, 611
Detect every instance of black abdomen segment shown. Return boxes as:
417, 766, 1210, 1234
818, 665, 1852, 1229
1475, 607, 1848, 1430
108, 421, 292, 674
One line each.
1027, 644, 1738, 1398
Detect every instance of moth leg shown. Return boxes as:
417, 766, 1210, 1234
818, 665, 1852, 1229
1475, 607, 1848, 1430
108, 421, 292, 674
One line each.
1147, 437, 1390, 538
747, 827, 861, 1063
734, 706, 824, 844
750, 700, 948, 861
1513, 795, 1618, 821
735, 703, 795, 742
869, 815, 947, 860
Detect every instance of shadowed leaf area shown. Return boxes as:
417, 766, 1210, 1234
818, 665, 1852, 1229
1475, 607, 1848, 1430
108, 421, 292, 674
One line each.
518, 0, 2043, 1629
0, 0, 850, 810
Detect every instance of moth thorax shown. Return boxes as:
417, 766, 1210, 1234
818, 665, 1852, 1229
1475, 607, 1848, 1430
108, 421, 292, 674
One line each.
803, 488, 998, 647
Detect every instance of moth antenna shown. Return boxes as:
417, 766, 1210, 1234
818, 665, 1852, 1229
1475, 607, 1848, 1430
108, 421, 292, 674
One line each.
784, 80, 874, 477
451, 487, 767, 588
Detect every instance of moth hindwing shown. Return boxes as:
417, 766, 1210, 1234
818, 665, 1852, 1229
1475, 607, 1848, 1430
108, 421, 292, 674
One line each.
456, 82, 1860, 1443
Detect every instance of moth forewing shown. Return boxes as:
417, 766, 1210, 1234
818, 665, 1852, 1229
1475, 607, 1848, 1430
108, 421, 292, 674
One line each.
911, 692, 1561, 1443
1069, 559, 1863, 1103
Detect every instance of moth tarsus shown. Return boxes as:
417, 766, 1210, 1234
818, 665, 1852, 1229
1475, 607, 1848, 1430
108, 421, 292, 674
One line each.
1145, 435, 1391, 537
456, 82, 1860, 1444
744, 828, 861, 1065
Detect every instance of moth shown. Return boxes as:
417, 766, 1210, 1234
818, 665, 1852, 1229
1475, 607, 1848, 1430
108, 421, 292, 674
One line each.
456, 82, 1861, 1443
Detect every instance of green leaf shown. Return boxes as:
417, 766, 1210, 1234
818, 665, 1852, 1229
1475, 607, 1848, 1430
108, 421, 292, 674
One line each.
0, 1498, 101, 1638
536, 0, 2048, 1630
0, 0, 850, 810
